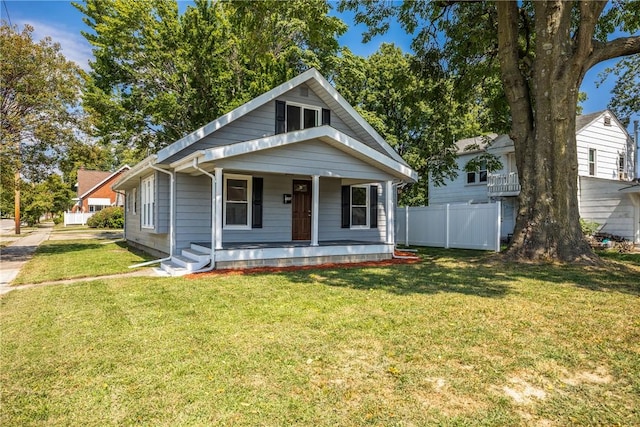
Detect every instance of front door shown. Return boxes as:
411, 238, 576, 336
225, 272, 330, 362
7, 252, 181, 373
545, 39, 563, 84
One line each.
292, 180, 311, 241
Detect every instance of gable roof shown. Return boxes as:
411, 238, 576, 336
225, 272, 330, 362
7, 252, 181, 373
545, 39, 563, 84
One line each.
156, 68, 408, 166
78, 165, 130, 199
576, 109, 629, 135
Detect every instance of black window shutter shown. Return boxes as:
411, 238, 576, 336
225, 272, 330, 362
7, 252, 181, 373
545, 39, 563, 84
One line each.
370, 185, 378, 229
341, 185, 350, 228
322, 108, 331, 126
252, 177, 263, 228
275, 100, 286, 134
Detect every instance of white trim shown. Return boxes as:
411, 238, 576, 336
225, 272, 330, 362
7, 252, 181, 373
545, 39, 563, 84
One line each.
155, 68, 407, 166
141, 174, 155, 229
223, 173, 252, 230
385, 181, 394, 245
350, 185, 370, 229
88, 197, 111, 206
79, 164, 130, 199
311, 175, 319, 246
179, 126, 417, 182
112, 155, 156, 190
214, 243, 394, 263
214, 168, 224, 250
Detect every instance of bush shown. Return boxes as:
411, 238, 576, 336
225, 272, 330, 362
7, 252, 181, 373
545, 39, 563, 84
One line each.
580, 218, 600, 236
87, 206, 124, 229
53, 215, 63, 225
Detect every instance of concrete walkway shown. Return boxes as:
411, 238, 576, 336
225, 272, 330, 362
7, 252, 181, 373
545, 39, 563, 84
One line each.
0, 223, 53, 294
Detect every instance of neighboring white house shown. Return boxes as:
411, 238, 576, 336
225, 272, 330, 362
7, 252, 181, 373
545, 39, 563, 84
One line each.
428, 110, 640, 243
113, 68, 418, 275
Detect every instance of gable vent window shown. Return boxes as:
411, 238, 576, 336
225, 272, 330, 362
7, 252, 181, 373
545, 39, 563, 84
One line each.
275, 100, 330, 134
604, 116, 611, 126
300, 86, 309, 97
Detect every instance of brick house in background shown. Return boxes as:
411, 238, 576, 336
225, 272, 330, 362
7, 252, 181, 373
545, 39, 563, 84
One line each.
72, 165, 130, 213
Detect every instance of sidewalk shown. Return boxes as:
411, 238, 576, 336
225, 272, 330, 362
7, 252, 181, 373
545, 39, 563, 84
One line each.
0, 223, 53, 295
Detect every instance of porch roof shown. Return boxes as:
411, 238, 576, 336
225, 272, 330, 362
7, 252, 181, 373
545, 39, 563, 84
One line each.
170, 126, 418, 182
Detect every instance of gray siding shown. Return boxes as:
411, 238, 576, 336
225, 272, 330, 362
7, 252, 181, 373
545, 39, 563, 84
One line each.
155, 172, 170, 234
223, 174, 292, 243
175, 173, 212, 251
217, 140, 393, 181
123, 172, 170, 255
161, 83, 391, 164
318, 178, 387, 242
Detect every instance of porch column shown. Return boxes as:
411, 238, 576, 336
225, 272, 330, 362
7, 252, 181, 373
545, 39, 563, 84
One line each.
385, 181, 395, 245
214, 167, 223, 250
311, 175, 320, 246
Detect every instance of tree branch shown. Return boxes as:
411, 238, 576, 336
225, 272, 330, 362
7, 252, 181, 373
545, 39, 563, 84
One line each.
586, 36, 640, 70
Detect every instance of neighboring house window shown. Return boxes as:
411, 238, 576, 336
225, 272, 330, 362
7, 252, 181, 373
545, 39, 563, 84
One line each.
467, 160, 488, 184
141, 175, 155, 229
589, 149, 596, 176
341, 185, 378, 229
618, 154, 626, 179
275, 100, 330, 134
224, 174, 252, 229
89, 205, 107, 213
604, 115, 611, 126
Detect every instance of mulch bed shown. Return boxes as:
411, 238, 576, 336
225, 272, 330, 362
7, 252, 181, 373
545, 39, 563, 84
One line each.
186, 251, 420, 279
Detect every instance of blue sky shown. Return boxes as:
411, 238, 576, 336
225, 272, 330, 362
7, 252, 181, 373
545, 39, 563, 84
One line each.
1, 0, 631, 124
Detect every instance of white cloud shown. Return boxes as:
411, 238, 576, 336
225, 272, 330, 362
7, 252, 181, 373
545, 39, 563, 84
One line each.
16, 19, 93, 71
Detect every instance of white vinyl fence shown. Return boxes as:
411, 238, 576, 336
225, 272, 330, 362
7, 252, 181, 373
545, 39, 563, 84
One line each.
64, 212, 94, 226
395, 202, 502, 252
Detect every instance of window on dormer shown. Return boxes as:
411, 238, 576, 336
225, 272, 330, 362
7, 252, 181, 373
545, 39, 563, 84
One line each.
275, 100, 330, 134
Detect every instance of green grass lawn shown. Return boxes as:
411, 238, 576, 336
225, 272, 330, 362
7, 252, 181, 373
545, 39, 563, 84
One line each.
11, 239, 152, 285
1, 248, 639, 426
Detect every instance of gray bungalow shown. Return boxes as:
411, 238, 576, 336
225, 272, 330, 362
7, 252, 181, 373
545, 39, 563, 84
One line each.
113, 68, 418, 275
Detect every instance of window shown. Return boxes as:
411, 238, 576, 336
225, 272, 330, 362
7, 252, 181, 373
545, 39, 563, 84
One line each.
276, 100, 330, 134
618, 154, 626, 179
224, 174, 252, 229
89, 205, 107, 213
589, 149, 596, 176
351, 186, 369, 228
287, 103, 319, 132
342, 185, 378, 229
132, 187, 137, 214
604, 115, 612, 126
467, 160, 488, 184
141, 175, 155, 228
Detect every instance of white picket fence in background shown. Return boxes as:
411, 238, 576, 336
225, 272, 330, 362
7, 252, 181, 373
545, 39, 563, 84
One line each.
395, 202, 501, 252
64, 212, 93, 226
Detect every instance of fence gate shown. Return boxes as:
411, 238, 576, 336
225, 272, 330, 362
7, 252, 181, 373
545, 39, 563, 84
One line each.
395, 202, 501, 252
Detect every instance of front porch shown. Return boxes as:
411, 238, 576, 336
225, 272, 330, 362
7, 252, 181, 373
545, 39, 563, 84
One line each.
161, 240, 394, 274
200, 240, 392, 269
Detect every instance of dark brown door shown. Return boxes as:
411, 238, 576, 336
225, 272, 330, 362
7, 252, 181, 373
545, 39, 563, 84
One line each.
292, 180, 311, 241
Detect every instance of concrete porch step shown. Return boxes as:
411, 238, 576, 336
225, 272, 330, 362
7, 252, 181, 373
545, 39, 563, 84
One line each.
160, 260, 191, 277
182, 247, 210, 263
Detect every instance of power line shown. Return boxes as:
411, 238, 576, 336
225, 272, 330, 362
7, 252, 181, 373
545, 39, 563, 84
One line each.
1, 0, 12, 26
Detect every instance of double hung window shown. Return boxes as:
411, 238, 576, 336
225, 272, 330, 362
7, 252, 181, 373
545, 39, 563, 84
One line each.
141, 175, 155, 228
224, 174, 252, 229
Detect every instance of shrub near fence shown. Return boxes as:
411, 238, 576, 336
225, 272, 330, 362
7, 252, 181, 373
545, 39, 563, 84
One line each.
87, 207, 124, 229
395, 202, 502, 252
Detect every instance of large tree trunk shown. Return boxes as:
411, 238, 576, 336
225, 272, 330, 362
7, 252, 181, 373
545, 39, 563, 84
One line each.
497, 1, 600, 263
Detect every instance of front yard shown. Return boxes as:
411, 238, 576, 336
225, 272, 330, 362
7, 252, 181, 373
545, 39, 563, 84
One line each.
1, 244, 639, 426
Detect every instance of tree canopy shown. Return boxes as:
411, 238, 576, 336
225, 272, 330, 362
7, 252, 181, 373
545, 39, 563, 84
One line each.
75, 0, 347, 158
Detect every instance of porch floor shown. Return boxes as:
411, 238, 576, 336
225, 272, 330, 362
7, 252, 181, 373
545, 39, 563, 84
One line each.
194, 240, 385, 250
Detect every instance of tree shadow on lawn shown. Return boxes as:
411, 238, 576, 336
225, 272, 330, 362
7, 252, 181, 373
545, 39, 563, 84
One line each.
277, 248, 640, 298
